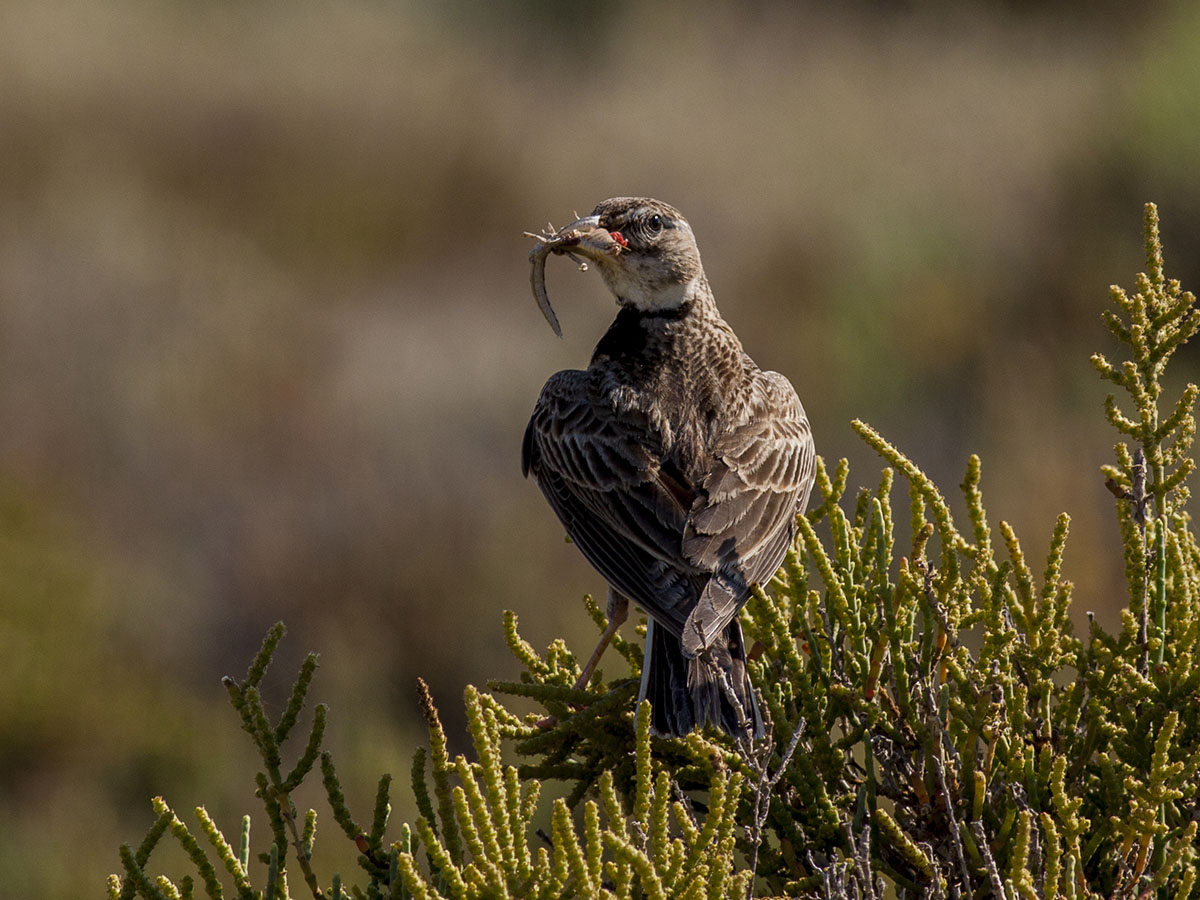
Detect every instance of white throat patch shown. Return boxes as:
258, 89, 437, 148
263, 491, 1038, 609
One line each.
605, 267, 702, 313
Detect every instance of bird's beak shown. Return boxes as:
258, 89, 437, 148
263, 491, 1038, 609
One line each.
543, 215, 622, 260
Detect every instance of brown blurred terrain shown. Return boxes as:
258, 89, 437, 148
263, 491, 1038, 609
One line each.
2, 0, 1200, 894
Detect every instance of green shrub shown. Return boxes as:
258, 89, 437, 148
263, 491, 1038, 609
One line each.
112, 204, 1200, 900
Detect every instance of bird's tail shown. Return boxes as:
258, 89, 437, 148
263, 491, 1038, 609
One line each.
638, 618, 764, 739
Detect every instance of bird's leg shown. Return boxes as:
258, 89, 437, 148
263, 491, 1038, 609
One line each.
572, 589, 629, 691
536, 591, 630, 730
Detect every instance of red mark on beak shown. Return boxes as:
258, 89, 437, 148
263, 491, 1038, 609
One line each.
609, 231, 628, 247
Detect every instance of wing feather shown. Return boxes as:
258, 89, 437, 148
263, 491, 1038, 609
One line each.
525, 370, 699, 631
527, 366, 815, 656
680, 370, 815, 654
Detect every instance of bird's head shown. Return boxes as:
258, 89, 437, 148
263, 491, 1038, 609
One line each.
548, 198, 707, 313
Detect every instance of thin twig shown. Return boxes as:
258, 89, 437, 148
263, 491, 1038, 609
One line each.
922, 841, 946, 900
746, 718, 806, 900
971, 822, 1006, 900
278, 789, 326, 900
927, 684, 973, 900
850, 819, 878, 900
1131, 448, 1153, 676
713, 661, 754, 741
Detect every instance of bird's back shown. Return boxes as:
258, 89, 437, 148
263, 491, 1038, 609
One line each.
586, 295, 753, 487
525, 293, 812, 636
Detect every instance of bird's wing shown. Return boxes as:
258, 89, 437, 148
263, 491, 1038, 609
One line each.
523, 370, 701, 631
679, 370, 816, 656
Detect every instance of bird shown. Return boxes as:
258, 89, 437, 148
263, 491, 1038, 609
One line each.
522, 197, 816, 739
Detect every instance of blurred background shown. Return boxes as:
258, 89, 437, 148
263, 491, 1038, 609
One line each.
2, 0, 1199, 894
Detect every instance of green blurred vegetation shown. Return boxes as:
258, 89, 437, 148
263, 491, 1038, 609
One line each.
2, 0, 1200, 896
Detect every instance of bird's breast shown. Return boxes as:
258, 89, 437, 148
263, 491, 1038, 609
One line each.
589, 304, 749, 468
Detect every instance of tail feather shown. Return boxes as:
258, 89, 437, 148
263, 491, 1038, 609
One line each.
639, 618, 763, 739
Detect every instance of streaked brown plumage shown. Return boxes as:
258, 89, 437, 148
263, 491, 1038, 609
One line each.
522, 197, 815, 738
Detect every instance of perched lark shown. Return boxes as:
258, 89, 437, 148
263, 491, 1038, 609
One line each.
522, 197, 816, 738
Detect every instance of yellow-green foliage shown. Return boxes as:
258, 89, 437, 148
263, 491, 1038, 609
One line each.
113, 205, 1200, 900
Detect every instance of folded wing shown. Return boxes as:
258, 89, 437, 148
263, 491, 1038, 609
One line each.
680, 371, 816, 656
524, 368, 815, 651
523, 370, 701, 629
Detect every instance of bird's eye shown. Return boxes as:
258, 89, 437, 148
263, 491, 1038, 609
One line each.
647, 214, 663, 234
